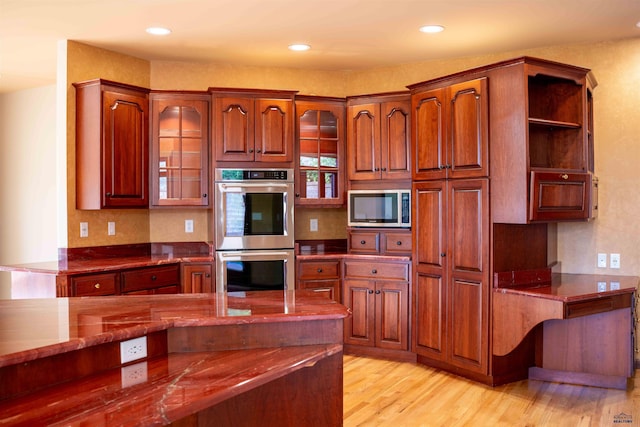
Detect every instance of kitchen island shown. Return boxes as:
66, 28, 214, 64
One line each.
0, 290, 348, 426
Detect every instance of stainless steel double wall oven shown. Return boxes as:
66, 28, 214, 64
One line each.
214, 168, 295, 292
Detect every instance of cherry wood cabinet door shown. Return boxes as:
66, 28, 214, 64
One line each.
343, 279, 376, 347
102, 89, 149, 207
182, 263, 213, 293
376, 280, 409, 351
214, 96, 255, 162
380, 99, 411, 180
255, 98, 294, 163
447, 78, 489, 179
412, 87, 447, 181
347, 102, 381, 180
447, 178, 489, 373
413, 181, 447, 360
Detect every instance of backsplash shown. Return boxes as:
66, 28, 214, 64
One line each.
294, 207, 348, 240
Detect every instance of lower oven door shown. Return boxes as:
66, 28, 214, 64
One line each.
216, 249, 295, 293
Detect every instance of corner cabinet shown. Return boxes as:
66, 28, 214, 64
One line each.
150, 92, 210, 207
347, 92, 411, 182
74, 79, 150, 209
210, 88, 297, 165
294, 96, 346, 207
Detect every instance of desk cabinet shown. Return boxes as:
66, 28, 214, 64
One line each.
296, 258, 341, 302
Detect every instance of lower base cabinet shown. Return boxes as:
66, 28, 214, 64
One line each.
182, 263, 214, 293
296, 258, 342, 302
69, 264, 181, 296
343, 259, 410, 355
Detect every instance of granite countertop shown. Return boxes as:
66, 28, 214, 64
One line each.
0, 290, 348, 368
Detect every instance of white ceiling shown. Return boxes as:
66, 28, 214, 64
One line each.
2, 0, 640, 93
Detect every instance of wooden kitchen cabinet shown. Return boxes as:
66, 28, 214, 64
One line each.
412, 179, 489, 375
71, 272, 119, 296
410, 78, 488, 181
347, 228, 411, 256
211, 88, 297, 165
74, 79, 150, 209
296, 257, 341, 302
347, 92, 411, 182
150, 92, 210, 207
343, 259, 411, 358
295, 96, 346, 207
182, 262, 214, 293
121, 264, 181, 295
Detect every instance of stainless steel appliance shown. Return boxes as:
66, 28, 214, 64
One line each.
347, 189, 411, 228
214, 168, 295, 292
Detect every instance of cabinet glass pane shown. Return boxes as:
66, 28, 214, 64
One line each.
299, 170, 337, 199
319, 110, 338, 138
299, 110, 319, 138
159, 106, 180, 137
182, 106, 202, 137
181, 169, 202, 199
159, 138, 181, 167
319, 139, 338, 167
182, 138, 202, 169
161, 170, 181, 200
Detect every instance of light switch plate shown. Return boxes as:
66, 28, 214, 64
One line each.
310, 218, 318, 232
185, 219, 194, 233
108, 222, 116, 236
597, 253, 607, 268
80, 222, 88, 238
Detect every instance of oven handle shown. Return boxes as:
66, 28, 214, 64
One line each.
217, 250, 293, 261
219, 183, 291, 191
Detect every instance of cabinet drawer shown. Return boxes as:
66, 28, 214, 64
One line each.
121, 265, 180, 293
344, 261, 409, 281
349, 231, 380, 254
298, 260, 341, 280
529, 171, 590, 221
72, 272, 118, 296
383, 232, 412, 254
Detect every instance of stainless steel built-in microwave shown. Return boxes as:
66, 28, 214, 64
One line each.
347, 189, 411, 228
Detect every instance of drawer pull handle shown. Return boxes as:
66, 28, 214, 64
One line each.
360, 240, 366, 245
151, 275, 157, 281
372, 269, 377, 274
94, 283, 101, 289
317, 268, 323, 273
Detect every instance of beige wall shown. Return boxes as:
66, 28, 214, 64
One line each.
0, 85, 58, 297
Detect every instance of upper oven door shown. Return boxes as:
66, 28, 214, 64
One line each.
215, 181, 295, 250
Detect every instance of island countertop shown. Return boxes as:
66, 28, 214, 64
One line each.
0, 291, 349, 426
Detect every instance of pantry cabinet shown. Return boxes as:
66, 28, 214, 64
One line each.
347, 92, 411, 182
343, 259, 411, 354
74, 79, 150, 209
211, 88, 297, 165
295, 96, 346, 206
412, 179, 490, 375
150, 92, 210, 207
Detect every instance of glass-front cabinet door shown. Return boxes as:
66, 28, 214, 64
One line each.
295, 97, 345, 206
150, 92, 209, 206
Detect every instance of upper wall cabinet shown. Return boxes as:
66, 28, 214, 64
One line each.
295, 96, 346, 207
347, 92, 411, 183
410, 78, 489, 181
150, 92, 210, 207
210, 88, 297, 166
74, 79, 150, 209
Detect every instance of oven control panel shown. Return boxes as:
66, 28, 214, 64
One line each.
216, 168, 293, 182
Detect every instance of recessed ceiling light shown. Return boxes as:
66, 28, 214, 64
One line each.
636, 21, 640, 28
419, 25, 445, 34
289, 44, 311, 52
146, 27, 171, 36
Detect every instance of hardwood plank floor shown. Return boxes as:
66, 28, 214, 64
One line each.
343, 355, 639, 426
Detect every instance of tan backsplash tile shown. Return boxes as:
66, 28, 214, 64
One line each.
294, 207, 348, 240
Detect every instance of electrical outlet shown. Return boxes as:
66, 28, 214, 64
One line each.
120, 336, 147, 364
121, 361, 148, 388
80, 222, 88, 238
610, 253, 621, 269
310, 218, 318, 232
597, 253, 607, 268
108, 221, 116, 236
185, 219, 194, 233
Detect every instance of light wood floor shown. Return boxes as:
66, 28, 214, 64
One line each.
343, 355, 640, 427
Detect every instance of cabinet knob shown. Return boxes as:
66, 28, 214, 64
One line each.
249, 149, 254, 153
396, 241, 402, 245
151, 275, 157, 281
561, 174, 569, 180
257, 149, 262, 153
368, 289, 374, 294
94, 283, 101, 289
205, 273, 211, 278
203, 194, 208, 198
295, 193, 300, 197
375, 290, 381, 294
106, 192, 111, 197
371, 269, 377, 274
360, 240, 366, 245
381, 167, 387, 171
317, 268, 323, 273
440, 253, 446, 257
374, 167, 380, 171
